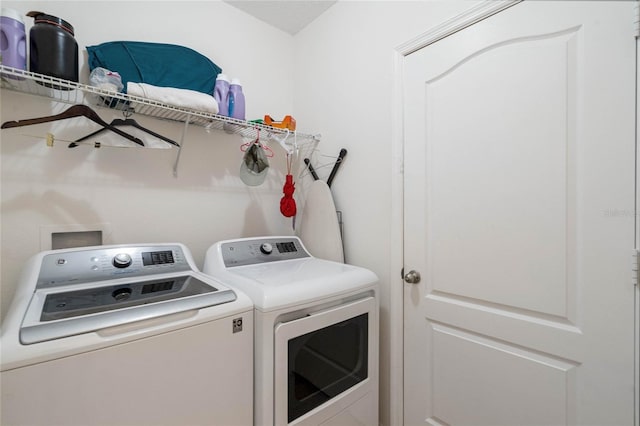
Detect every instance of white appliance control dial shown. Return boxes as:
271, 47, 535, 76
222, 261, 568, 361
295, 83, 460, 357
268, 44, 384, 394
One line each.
113, 253, 133, 268
260, 243, 273, 255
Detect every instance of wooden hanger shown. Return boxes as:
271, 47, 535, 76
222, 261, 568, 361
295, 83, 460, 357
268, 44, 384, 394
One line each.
1, 104, 144, 147
70, 116, 180, 148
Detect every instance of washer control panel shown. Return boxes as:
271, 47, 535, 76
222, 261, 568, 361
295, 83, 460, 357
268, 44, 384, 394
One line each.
36, 245, 191, 289
221, 237, 310, 267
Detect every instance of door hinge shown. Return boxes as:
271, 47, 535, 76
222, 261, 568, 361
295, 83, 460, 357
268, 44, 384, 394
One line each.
632, 249, 639, 287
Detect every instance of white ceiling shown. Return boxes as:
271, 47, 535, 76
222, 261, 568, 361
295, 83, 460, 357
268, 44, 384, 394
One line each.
223, 1, 337, 35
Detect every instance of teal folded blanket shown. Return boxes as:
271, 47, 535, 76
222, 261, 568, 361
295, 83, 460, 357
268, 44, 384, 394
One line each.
87, 41, 222, 95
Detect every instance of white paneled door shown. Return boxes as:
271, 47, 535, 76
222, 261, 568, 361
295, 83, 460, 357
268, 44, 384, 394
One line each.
403, 2, 637, 425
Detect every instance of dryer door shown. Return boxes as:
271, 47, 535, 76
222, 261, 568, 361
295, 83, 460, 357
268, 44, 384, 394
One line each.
274, 296, 376, 426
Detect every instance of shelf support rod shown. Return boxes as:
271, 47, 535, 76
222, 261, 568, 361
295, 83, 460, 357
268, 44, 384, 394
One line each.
173, 115, 191, 177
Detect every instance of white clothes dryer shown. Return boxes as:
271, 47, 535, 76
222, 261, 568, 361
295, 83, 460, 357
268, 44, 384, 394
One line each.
203, 236, 379, 426
1, 243, 254, 426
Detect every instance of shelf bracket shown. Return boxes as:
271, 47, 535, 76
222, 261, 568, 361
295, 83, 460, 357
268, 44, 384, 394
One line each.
173, 115, 191, 177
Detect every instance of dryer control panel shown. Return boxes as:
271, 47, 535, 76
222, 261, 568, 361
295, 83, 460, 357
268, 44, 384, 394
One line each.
221, 237, 310, 267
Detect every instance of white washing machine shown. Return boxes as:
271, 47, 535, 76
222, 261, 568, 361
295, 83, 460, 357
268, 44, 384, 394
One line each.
203, 236, 379, 426
1, 243, 254, 426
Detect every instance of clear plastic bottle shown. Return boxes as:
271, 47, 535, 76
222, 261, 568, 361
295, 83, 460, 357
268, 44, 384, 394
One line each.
228, 78, 245, 120
213, 73, 230, 116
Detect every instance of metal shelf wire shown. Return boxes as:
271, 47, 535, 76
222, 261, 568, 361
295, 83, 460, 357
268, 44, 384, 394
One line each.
0, 65, 320, 150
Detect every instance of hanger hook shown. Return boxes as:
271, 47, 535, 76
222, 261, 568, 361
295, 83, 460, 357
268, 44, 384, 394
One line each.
271, 129, 292, 155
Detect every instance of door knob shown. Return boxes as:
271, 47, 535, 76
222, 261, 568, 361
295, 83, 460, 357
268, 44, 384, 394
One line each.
404, 270, 421, 284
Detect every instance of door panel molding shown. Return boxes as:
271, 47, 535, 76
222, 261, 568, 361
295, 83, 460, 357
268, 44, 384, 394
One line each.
396, 0, 521, 56
422, 26, 579, 319
430, 322, 578, 426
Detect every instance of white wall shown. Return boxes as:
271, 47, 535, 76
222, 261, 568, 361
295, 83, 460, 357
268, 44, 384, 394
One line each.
293, 2, 478, 424
1, 1, 480, 425
1, 1, 297, 313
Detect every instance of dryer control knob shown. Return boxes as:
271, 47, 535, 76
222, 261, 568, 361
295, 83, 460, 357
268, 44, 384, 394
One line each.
260, 243, 273, 255
113, 253, 132, 268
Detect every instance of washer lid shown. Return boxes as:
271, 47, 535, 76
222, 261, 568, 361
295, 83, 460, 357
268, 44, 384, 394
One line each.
20, 273, 237, 345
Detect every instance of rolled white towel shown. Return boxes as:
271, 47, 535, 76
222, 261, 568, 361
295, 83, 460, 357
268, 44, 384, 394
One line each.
127, 82, 219, 114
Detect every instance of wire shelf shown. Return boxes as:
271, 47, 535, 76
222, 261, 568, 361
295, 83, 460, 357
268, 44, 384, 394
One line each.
0, 65, 321, 150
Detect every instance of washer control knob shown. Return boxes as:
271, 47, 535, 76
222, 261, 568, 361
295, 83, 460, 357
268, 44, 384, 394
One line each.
113, 253, 132, 268
112, 287, 132, 301
260, 243, 273, 255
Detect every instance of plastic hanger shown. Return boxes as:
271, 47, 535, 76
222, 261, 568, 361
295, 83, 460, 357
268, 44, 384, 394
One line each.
240, 129, 274, 157
270, 129, 293, 155
69, 110, 180, 148
241, 141, 274, 157
1, 104, 144, 147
